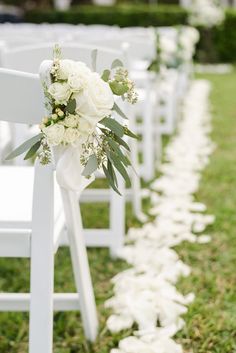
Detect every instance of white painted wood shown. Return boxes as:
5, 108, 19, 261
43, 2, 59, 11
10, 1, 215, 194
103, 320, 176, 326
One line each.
83, 230, 114, 247
61, 189, 98, 342
0, 229, 31, 257
0, 293, 80, 311
80, 188, 133, 202
0, 68, 44, 125
29, 161, 55, 353
1, 43, 123, 74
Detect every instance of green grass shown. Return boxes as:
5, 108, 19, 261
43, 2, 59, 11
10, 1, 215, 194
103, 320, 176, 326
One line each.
176, 71, 236, 353
0, 72, 236, 352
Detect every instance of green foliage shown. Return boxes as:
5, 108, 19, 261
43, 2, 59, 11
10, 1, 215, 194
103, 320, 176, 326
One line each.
24, 140, 41, 160
82, 153, 98, 176
65, 98, 76, 114
5, 133, 43, 161
24, 4, 188, 27
195, 9, 236, 63
91, 49, 98, 71
100, 117, 124, 137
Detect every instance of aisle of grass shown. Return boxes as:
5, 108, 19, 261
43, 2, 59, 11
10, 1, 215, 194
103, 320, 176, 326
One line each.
177, 71, 236, 353
0, 72, 235, 353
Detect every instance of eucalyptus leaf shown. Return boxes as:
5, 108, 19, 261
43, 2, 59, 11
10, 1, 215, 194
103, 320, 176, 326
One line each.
113, 102, 128, 120
108, 159, 118, 187
5, 133, 43, 160
102, 163, 121, 195
82, 154, 98, 177
109, 81, 129, 96
101, 69, 111, 82
111, 59, 124, 70
124, 127, 139, 140
91, 49, 98, 72
24, 140, 41, 160
114, 135, 131, 151
100, 117, 124, 137
66, 99, 76, 114
108, 151, 130, 185
107, 138, 131, 167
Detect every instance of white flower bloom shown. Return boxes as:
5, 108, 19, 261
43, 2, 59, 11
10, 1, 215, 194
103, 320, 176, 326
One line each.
74, 72, 114, 122
63, 127, 79, 144
43, 124, 65, 145
67, 72, 87, 92
48, 82, 71, 104
188, 0, 224, 28
63, 114, 79, 128
79, 116, 96, 135
74, 61, 91, 75
57, 59, 77, 80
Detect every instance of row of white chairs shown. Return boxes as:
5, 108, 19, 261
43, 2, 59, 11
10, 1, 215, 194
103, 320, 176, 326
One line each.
0, 24, 197, 353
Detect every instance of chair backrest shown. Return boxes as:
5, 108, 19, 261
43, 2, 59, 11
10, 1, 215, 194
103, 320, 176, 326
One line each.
89, 37, 155, 63
1, 43, 124, 74
0, 68, 44, 124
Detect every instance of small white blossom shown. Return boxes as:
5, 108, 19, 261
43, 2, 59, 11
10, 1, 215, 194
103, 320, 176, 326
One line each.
43, 124, 65, 146
48, 82, 71, 104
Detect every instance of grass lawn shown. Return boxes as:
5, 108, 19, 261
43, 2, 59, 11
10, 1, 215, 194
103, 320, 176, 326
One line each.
0, 71, 236, 352
177, 71, 236, 353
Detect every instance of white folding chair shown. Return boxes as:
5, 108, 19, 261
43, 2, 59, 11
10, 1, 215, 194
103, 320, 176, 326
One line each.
0, 43, 127, 256
0, 67, 98, 352
89, 37, 160, 182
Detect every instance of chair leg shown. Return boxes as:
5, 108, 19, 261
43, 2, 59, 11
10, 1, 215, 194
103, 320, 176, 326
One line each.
142, 92, 155, 181
29, 243, 54, 353
61, 188, 98, 342
29, 162, 55, 353
110, 174, 126, 258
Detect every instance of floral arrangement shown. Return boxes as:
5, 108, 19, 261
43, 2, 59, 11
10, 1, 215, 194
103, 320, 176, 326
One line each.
187, 0, 225, 28
7, 46, 138, 194
148, 27, 199, 73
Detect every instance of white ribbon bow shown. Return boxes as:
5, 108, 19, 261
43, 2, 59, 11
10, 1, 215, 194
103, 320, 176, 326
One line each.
55, 145, 95, 195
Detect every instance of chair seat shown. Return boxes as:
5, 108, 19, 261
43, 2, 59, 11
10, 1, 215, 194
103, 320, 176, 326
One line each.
0, 166, 65, 257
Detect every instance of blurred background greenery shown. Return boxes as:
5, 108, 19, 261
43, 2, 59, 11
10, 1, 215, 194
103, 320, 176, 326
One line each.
1, 0, 236, 63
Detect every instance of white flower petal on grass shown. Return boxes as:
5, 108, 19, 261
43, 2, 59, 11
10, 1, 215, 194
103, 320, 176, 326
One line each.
107, 315, 133, 333
197, 235, 212, 244
108, 81, 214, 353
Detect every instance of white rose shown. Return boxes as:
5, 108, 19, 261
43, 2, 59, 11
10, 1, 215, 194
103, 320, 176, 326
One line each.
48, 82, 71, 104
68, 73, 87, 92
79, 116, 96, 135
43, 124, 65, 146
74, 72, 114, 122
58, 59, 76, 80
74, 61, 91, 75
63, 114, 79, 128
64, 127, 79, 144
